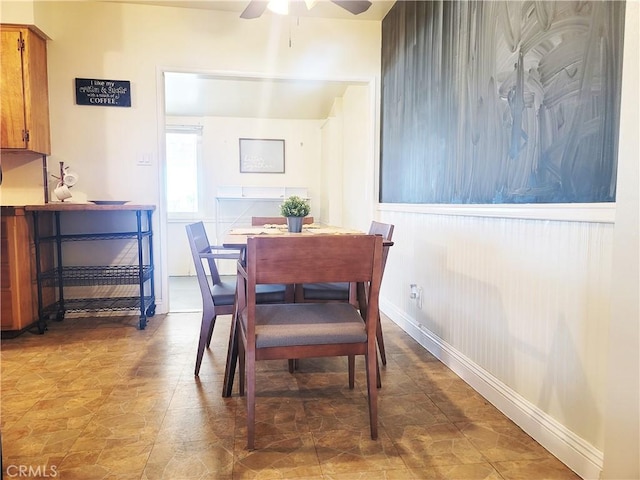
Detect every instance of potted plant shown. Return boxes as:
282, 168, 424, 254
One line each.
280, 195, 310, 232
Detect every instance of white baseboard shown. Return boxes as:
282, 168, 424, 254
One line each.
380, 299, 604, 480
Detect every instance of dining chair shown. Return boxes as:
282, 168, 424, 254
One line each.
236, 234, 384, 449
185, 222, 288, 376
250, 216, 314, 226
294, 221, 394, 365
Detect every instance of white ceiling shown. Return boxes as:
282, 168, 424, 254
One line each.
106, 0, 394, 21
164, 73, 369, 119
109, 0, 394, 119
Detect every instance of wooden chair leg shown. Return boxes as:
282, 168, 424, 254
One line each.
365, 350, 378, 440
238, 332, 246, 397
348, 356, 380, 389
287, 359, 300, 372
205, 316, 216, 348
285, 284, 295, 303
348, 355, 355, 388
376, 314, 387, 366
246, 349, 256, 450
195, 312, 215, 376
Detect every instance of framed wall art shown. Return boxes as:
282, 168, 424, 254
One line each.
380, 1, 624, 204
239, 138, 285, 173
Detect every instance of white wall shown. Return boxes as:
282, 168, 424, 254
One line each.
0, 154, 49, 205
341, 84, 375, 232
318, 84, 374, 231
320, 98, 344, 226
602, 2, 640, 478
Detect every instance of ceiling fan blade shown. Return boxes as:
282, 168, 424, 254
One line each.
330, 0, 372, 15
240, 1, 269, 19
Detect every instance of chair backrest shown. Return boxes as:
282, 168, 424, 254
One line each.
251, 216, 314, 226
368, 220, 394, 239
368, 221, 394, 275
186, 222, 241, 306
245, 235, 383, 310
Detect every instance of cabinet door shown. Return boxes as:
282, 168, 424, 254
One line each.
0, 29, 27, 149
22, 27, 50, 154
0, 213, 34, 331
0, 26, 50, 154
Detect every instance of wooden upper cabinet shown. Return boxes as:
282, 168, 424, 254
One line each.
0, 25, 51, 155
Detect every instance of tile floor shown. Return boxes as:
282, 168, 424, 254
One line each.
1, 308, 581, 479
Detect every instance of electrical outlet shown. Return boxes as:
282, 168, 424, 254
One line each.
410, 284, 418, 299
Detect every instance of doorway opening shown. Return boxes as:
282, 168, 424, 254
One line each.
158, 71, 375, 312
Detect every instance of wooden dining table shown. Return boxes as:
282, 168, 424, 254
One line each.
220, 223, 392, 397
221, 223, 367, 249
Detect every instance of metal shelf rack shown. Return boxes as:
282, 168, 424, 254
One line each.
27, 204, 156, 331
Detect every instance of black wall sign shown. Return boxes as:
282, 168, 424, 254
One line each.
75, 78, 131, 107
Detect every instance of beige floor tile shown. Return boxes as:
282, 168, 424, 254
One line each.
429, 390, 508, 424
234, 432, 322, 478
0, 390, 43, 425
144, 440, 234, 479
56, 444, 152, 479
69, 411, 162, 452
407, 463, 504, 479
456, 420, 551, 462
157, 405, 236, 444
385, 423, 487, 468
379, 392, 449, 428
323, 470, 420, 479
236, 397, 311, 439
493, 457, 582, 479
313, 428, 404, 475
303, 395, 372, 432
168, 378, 238, 410
2, 425, 84, 457
295, 371, 369, 402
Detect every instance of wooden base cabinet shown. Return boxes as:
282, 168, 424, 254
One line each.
2, 208, 34, 331
1, 209, 33, 331
1, 207, 53, 334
